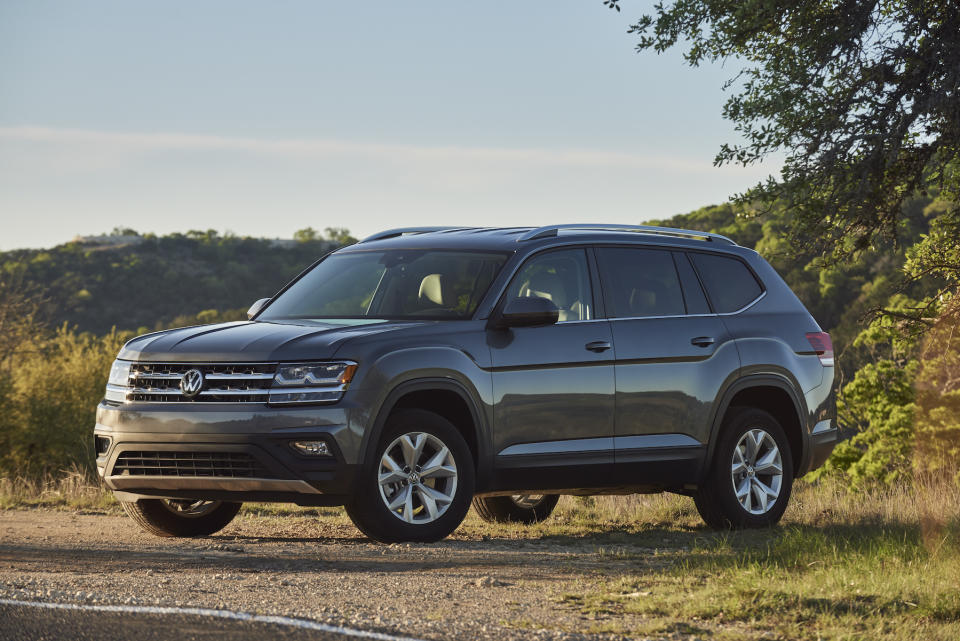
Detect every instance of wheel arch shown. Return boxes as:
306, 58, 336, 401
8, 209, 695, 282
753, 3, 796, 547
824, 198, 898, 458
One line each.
704, 374, 808, 478
361, 378, 492, 490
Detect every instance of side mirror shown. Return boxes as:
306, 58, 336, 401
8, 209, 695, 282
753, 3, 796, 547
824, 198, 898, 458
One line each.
247, 298, 271, 319
497, 297, 560, 328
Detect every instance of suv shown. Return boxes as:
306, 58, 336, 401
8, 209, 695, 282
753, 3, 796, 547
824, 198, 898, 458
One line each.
94, 224, 837, 542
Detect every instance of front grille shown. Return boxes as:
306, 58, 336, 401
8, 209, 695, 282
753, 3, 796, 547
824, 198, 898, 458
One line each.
126, 362, 276, 403
113, 451, 274, 478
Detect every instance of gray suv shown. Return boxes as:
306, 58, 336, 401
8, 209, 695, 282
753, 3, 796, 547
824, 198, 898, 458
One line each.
94, 225, 838, 542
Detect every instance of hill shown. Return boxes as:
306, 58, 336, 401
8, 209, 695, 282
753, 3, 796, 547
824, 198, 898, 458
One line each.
1, 230, 345, 335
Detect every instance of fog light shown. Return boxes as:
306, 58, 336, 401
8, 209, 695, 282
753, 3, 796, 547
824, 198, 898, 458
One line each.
291, 440, 332, 457
95, 435, 111, 456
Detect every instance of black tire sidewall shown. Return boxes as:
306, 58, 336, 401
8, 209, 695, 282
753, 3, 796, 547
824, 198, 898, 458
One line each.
346, 409, 475, 543
708, 408, 794, 528
122, 499, 242, 537
472, 494, 560, 524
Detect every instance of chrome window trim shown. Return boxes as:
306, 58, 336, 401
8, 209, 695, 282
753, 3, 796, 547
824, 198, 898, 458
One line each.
605, 290, 767, 322
482, 241, 766, 323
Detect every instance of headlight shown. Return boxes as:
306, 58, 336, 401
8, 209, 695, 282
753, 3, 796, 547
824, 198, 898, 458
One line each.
268, 361, 358, 405
105, 359, 132, 403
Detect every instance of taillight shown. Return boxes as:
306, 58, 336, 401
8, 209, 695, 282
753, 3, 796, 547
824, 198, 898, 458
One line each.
805, 332, 834, 367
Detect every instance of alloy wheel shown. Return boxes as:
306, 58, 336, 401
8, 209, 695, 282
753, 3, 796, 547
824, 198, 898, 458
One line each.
378, 432, 458, 524
510, 495, 545, 509
731, 428, 783, 515
160, 499, 222, 518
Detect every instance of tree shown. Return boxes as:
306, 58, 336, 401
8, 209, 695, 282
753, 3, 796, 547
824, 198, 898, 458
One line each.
607, 0, 960, 314
324, 227, 357, 246
0, 266, 47, 365
293, 227, 320, 243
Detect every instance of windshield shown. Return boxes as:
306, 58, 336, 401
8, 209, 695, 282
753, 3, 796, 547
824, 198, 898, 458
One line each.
259, 250, 509, 321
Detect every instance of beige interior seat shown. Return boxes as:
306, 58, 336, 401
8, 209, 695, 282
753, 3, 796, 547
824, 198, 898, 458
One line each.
628, 278, 668, 316
418, 274, 446, 307
522, 272, 585, 321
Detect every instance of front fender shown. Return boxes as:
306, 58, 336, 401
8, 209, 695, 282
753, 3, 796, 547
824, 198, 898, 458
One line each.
351, 346, 494, 487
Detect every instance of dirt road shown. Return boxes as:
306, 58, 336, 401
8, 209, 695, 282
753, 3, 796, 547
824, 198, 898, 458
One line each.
0, 508, 672, 641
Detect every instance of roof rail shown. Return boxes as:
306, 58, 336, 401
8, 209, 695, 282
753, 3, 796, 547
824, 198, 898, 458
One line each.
517, 224, 736, 245
359, 227, 476, 244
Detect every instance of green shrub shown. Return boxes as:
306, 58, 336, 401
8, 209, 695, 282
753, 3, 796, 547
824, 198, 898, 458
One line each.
0, 325, 131, 478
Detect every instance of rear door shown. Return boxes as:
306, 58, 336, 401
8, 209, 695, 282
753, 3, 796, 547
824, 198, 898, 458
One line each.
594, 246, 740, 485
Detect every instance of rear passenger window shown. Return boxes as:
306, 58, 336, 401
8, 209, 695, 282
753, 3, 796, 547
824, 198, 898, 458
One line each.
596, 248, 684, 318
689, 252, 763, 313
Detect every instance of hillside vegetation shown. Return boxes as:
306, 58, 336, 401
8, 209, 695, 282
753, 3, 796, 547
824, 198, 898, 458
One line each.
1, 229, 346, 335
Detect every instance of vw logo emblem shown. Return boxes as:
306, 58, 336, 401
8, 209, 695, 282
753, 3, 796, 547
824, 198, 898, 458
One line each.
180, 369, 204, 398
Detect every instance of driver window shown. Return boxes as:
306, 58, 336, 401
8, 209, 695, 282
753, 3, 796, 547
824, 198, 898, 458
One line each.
505, 249, 592, 322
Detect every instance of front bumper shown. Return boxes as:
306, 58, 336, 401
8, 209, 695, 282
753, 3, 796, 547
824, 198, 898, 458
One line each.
94, 399, 366, 505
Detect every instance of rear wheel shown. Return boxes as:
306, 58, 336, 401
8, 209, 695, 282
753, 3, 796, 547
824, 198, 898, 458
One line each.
694, 407, 793, 529
345, 409, 475, 543
120, 498, 242, 537
472, 494, 560, 524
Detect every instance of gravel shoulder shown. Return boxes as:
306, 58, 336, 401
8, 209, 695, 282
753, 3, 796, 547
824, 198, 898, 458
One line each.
0, 508, 668, 641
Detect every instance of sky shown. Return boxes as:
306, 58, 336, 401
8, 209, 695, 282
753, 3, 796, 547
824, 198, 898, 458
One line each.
0, 1, 779, 251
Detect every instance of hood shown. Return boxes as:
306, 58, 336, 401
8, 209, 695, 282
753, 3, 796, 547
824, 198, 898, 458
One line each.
118, 319, 427, 362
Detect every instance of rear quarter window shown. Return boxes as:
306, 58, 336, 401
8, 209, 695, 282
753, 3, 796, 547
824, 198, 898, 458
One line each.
689, 252, 763, 313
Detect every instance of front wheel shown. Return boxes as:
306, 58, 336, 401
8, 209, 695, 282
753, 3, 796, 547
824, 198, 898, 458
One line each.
472, 494, 560, 524
345, 409, 475, 543
694, 407, 794, 529
120, 499, 242, 537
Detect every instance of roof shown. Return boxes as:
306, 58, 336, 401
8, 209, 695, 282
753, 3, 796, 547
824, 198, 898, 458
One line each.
343, 224, 740, 253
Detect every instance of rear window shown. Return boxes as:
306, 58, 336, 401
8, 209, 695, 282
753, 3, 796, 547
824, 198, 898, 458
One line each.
689, 252, 763, 313
596, 248, 685, 318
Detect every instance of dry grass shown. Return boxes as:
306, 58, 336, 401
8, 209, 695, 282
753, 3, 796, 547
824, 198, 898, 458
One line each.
524, 481, 960, 641
3, 477, 958, 639
0, 468, 118, 512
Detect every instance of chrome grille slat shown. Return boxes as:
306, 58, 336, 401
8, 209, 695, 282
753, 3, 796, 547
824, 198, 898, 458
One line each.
131, 372, 275, 380
124, 362, 277, 403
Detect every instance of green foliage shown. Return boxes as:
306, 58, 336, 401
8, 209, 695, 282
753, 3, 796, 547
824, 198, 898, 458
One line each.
293, 227, 321, 242
0, 230, 350, 335
914, 309, 960, 484
608, 1, 960, 267
647, 194, 960, 488
0, 325, 132, 477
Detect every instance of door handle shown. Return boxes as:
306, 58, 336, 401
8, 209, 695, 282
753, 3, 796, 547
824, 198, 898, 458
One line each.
691, 336, 716, 348
585, 340, 612, 353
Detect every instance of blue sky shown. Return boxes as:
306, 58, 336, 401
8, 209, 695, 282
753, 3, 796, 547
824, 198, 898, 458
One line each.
0, 1, 777, 250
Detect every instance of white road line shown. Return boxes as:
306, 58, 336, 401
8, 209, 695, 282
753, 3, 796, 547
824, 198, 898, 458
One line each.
0, 598, 427, 641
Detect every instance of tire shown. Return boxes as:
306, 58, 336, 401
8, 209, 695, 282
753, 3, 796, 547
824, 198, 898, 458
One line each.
345, 408, 475, 543
120, 499, 242, 537
472, 494, 560, 524
694, 406, 794, 529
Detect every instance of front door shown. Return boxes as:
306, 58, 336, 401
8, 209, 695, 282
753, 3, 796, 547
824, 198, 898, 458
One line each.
488, 247, 615, 490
